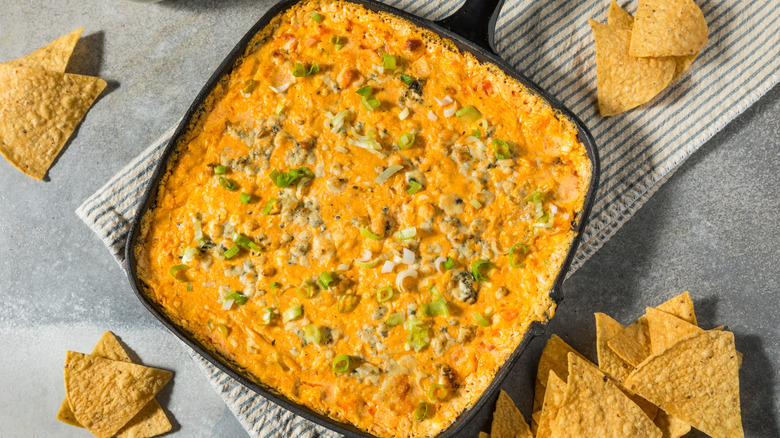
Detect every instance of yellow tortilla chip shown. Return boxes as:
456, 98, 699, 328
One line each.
478, 432, 490, 438
595, 313, 633, 383
548, 354, 661, 437
57, 332, 172, 438
533, 335, 590, 412
671, 53, 697, 82
629, 0, 708, 57
608, 292, 697, 366
588, 19, 675, 116
491, 390, 532, 438
625, 331, 743, 438
2, 28, 83, 73
535, 371, 566, 438
607, 0, 634, 29
0, 64, 105, 180
654, 409, 692, 438
646, 306, 701, 354
64, 351, 172, 438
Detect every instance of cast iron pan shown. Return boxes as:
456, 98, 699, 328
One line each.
125, 0, 601, 436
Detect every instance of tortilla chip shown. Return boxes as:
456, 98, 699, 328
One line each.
607, 0, 634, 29
654, 409, 692, 438
671, 53, 697, 82
478, 432, 490, 438
64, 351, 172, 438
533, 335, 590, 412
646, 307, 701, 354
625, 331, 743, 438
608, 292, 697, 366
535, 371, 566, 438
588, 19, 675, 116
491, 390, 532, 438
629, 0, 708, 57
1, 28, 83, 73
57, 332, 172, 438
548, 354, 662, 437
0, 64, 105, 180
595, 313, 633, 383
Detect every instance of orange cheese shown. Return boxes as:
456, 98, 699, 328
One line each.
134, 1, 591, 437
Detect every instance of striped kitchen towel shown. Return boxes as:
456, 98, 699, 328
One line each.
76, 0, 779, 436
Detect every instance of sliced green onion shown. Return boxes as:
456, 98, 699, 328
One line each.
258, 307, 278, 325
329, 34, 340, 44
472, 128, 482, 138
170, 264, 188, 281
262, 198, 278, 215
406, 180, 422, 195
526, 190, 545, 218
493, 138, 511, 160
218, 177, 236, 191
318, 271, 335, 289
359, 226, 383, 241
207, 320, 214, 330
406, 318, 429, 352
455, 104, 481, 121
400, 74, 414, 85
361, 96, 381, 111
398, 132, 415, 150
443, 257, 455, 270
225, 291, 248, 305
239, 192, 252, 204
187, 282, 193, 291
398, 107, 410, 120
471, 259, 493, 281
223, 245, 240, 259
335, 43, 344, 50
356, 85, 373, 97
509, 243, 528, 269
332, 354, 352, 373
354, 258, 380, 268
396, 227, 417, 241
297, 281, 315, 298
375, 164, 404, 184
544, 259, 552, 265
421, 290, 449, 317
337, 293, 359, 313
300, 167, 315, 178
311, 12, 324, 22
217, 324, 228, 337
469, 199, 482, 209
414, 402, 428, 420
376, 286, 394, 303
473, 312, 491, 327
269, 282, 281, 289
232, 233, 261, 252
282, 304, 303, 322
305, 324, 322, 344
214, 165, 227, 175
292, 61, 319, 77
386, 312, 404, 326
242, 79, 257, 95
428, 383, 449, 402
382, 53, 397, 71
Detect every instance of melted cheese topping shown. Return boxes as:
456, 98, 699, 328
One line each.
135, 1, 591, 436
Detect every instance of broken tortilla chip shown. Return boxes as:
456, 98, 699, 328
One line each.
535, 371, 566, 438
548, 354, 661, 437
646, 306, 702, 354
533, 335, 590, 413
64, 351, 172, 438
491, 390, 532, 438
57, 332, 172, 438
1, 28, 83, 73
654, 409, 692, 438
0, 64, 105, 180
607, 0, 634, 29
625, 330, 743, 438
588, 19, 675, 116
630, 0, 708, 57
608, 292, 697, 366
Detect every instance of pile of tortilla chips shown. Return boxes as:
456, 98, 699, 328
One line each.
480, 292, 744, 438
0, 28, 106, 180
57, 332, 173, 438
589, 0, 708, 116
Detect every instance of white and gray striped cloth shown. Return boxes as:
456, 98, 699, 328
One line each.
76, 0, 779, 436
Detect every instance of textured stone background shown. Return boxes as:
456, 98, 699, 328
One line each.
0, 1, 776, 437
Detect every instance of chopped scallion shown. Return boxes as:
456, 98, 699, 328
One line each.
292, 61, 319, 77
337, 293, 359, 313
472, 128, 482, 138
258, 307, 278, 325
305, 324, 322, 344
223, 245, 240, 259
169, 264, 188, 281
214, 165, 227, 175
473, 312, 491, 327
239, 192, 252, 204
359, 226, 383, 241
311, 12, 324, 22
297, 281, 315, 299
356, 85, 373, 97
242, 79, 257, 95
428, 383, 449, 402
469, 199, 482, 209
443, 257, 455, 270
361, 96, 381, 111
232, 233, 261, 252
396, 227, 417, 241
218, 177, 236, 191
262, 198, 278, 215
386, 312, 404, 326
332, 354, 351, 373
414, 402, 428, 420
282, 304, 303, 322
455, 104, 481, 122
406, 180, 422, 195
318, 271, 335, 289
216, 324, 228, 337
493, 138, 511, 160
269, 282, 281, 289
376, 286, 394, 303
398, 132, 415, 150
400, 74, 414, 85
471, 259, 493, 281
382, 53, 397, 71
509, 243, 528, 269
225, 291, 248, 305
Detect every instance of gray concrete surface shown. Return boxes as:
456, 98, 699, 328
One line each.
0, 1, 777, 437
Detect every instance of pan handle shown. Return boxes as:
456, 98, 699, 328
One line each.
434, 0, 505, 55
